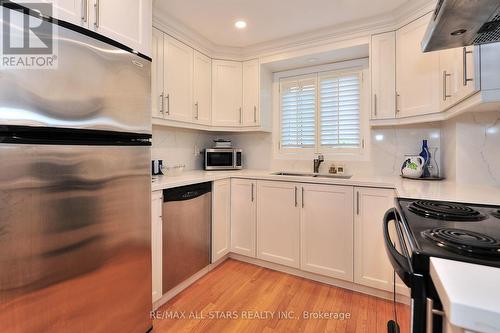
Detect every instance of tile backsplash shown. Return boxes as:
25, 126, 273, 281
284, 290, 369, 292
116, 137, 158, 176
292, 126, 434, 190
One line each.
152, 111, 500, 187
226, 125, 441, 177
152, 126, 216, 171
442, 111, 500, 187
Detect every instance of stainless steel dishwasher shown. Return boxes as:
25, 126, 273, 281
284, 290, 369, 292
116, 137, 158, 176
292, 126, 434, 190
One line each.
162, 182, 211, 293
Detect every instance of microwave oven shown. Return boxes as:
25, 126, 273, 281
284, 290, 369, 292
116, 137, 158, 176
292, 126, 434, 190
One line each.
204, 149, 242, 170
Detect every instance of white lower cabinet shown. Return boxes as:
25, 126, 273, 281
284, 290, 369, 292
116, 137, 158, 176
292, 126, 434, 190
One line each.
354, 187, 408, 295
212, 179, 231, 262
151, 190, 163, 303
300, 184, 354, 281
256, 181, 301, 268
230, 179, 257, 257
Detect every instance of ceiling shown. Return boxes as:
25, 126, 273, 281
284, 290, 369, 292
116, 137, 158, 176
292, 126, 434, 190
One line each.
154, 0, 411, 48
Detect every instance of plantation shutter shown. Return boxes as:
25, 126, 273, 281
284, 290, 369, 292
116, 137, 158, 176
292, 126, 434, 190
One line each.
319, 73, 361, 148
280, 76, 317, 148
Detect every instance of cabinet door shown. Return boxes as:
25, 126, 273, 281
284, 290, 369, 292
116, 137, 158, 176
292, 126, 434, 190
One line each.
300, 184, 354, 281
163, 35, 194, 123
242, 59, 260, 126
54, 0, 86, 26
151, 28, 164, 119
151, 191, 163, 302
354, 187, 408, 295
212, 179, 231, 262
90, 0, 152, 56
230, 179, 256, 257
396, 13, 440, 117
193, 51, 212, 125
212, 60, 243, 126
257, 181, 300, 268
371, 31, 396, 119
12, 0, 87, 27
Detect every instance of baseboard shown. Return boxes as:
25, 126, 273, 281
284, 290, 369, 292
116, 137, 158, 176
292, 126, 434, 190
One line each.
229, 253, 410, 305
153, 254, 230, 310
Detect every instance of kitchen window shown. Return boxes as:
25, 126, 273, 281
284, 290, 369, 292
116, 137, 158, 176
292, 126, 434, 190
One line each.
278, 64, 368, 159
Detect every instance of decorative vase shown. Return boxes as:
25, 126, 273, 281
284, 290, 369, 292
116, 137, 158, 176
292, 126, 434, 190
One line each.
427, 147, 440, 178
419, 140, 431, 178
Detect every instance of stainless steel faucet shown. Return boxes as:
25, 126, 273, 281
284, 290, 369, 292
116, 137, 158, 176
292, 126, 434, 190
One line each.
313, 154, 324, 173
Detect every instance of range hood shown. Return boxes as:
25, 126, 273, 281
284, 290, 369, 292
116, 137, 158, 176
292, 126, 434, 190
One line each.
422, 0, 500, 52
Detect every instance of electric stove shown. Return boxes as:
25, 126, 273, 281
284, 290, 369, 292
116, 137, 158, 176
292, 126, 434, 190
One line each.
383, 198, 500, 333
398, 198, 500, 272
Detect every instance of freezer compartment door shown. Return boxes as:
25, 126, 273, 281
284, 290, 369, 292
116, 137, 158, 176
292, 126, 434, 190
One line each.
0, 144, 152, 333
0, 5, 151, 134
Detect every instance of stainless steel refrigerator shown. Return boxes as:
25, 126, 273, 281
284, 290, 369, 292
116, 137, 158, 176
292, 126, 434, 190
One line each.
0, 5, 152, 333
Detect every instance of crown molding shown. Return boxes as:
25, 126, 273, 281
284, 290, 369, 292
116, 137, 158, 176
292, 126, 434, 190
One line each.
153, 0, 436, 61
153, 6, 245, 59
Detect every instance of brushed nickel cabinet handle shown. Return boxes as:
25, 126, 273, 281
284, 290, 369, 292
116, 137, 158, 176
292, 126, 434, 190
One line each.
94, 0, 99, 28
294, 186, 298, 207
81, 0, 88, 22
195, 101, 199, 120
165, 94, 170, 115
356, 191, 360, 215
463, 47, 473, 86
239, 107, 242, 124
251, 183, 254, 202
395, 93, 400, 114
374, 94, 378, 117
301, 187, 304, 208
254, 106, 257, 123
159, 93, 164, 113
443, 71, 451, 101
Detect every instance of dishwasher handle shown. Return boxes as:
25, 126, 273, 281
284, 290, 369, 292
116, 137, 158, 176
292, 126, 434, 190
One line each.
163, 182, 211, 202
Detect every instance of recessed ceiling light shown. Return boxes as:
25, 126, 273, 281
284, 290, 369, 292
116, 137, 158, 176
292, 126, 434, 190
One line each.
307, 58, 319, 63
235, 20, 247, 29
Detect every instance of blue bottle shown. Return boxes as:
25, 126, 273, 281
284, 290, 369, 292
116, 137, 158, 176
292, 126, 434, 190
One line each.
419, 140, 430, 178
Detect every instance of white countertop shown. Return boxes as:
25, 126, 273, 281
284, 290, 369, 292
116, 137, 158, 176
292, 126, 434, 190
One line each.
151, 169, 500, 205
430, 258, 500, 333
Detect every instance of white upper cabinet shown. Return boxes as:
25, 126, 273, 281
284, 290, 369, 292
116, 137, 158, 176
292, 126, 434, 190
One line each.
242, 59, 260, 126
212, 179, 231, 262
230, 179, 257, 257
89, 0, 152, 55
54, 0, 86, 27
163, 35, 194, 123
212, 60, 243, 127
371, 31, 396, 120
13, 0, 86, 27
396, 13, 440, 118
151, 28, 164, 119
354, 187, 408, 295
256, 181, 300, 268
439, 45, 479, 111
300, 184, 354, 281
13, 0, 152, 55
193, 51, 212, 125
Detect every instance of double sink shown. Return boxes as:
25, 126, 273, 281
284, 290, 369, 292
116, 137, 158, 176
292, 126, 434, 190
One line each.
272, 172, 352, 180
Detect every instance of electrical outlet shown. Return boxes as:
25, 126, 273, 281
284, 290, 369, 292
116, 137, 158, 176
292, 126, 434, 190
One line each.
194, 145, 199, 156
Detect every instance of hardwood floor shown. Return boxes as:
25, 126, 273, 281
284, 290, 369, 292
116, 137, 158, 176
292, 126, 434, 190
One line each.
153, 259, 410, 333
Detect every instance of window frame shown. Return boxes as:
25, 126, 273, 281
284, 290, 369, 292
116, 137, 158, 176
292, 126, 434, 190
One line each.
275, 59, 369, 161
